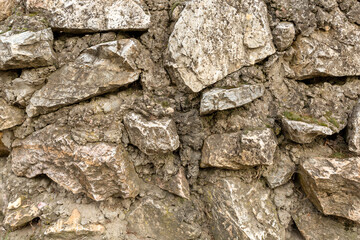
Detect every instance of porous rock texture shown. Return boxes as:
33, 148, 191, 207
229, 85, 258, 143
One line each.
2, 0, 360, 239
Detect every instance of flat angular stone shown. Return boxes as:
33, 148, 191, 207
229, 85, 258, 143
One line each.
155, 167, 190, 199
0, 28, 56, 70
282, 117, 333, 144
290, 9, 360, 79
263, 150, 295, 188
347, 100, 360, 154
166, 0, 275, 92
299, 157, 360, 223
26, 0, 151, 32
27, 39, 145, 117
293, 200, 360, 240
11, 124, 140, 201
124, 113, 180, 155
0, 98, 26, 131
201, 128, 277, 169
44, 209, 105, 238
204, 177, 285, 240
3, 205, 41, 230
200, 84, 265, 115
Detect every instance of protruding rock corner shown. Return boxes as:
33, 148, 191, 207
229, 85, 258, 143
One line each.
1, 0, 360, 239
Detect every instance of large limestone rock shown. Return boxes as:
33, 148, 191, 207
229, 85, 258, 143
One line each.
27, 39, 146, 117
299, 157, 360, 223
200, 84, 265, 115
293, 199, 360, 240
44, 209, 105, 238
0, 98, 26, 131
347, 100, 360, 154
0, 28, 56, 70
11, 124, 140, 201
124, 112, 180, 155
290, 9, 360, 79
26, 0, 151, 32
0, 0, 15, 21
282, 117, 333, 144
166, 0, 275, 92
204, 177, 285, 240
201, 128, 277, 169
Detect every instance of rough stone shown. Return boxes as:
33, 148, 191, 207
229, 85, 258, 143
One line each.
204, 177, 285, 240
293, 199, 360, 240
0, 28, 56, 70
201, 128, 277, 169
126, 197, 201, 240
0, 98, 25, 131
0, 0, 15, 21
44, 209, 105, 238
263, 149, 295, 188
200, 84, 265, 115
272, 22, 295, 51
290, 9, 360, 79
27, 39, 146, 117
3, 66, 56, 107
3, 205, 41, 230
282, 117, 333, 144
124, 112, 180, 156
0, 132, 9, 157
166, 0, 275, 92
155, 167, 190, 199
347, 100, 360, 154
26, 0, 151, 32
299, 157, 360, 223
11, 124, 140, 201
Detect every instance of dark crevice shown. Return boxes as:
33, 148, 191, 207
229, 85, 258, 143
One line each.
300, 76, 349, 86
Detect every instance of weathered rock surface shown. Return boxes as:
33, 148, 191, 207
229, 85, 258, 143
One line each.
282, 117, 333, 144
3, 205, 41, 230
0, 28, 56, 70
290, 9, 360, 79
44, 209, 105, 238
263, 150, 295, 188
201, 128, 277, 169
0, 133, 9, 157
166, 0, 275, 92
293, 199, 360, 240
11, 124, 140, 201
26, 0, 151, 32
126, 197, 201, 240
347, 100, 360, 154
0, 98, 25, 131
155, 167, 190, 199
27, 39, 146, 117
299, 157, 360, 223
124, 112, 180, 155
200, 84, 265, 115
0, 0, 15, 21
272, 22, 295, 51
3, 66, 56, 107
204, 177, 285, 240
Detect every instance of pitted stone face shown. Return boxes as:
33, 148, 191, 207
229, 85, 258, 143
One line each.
11, 124, 140, 201
0, 28, 56, 70
26, 0, 151, 32
124, 112, 180, 156
165, 0, 275, 92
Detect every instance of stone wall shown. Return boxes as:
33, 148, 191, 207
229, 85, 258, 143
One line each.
1, 0, 360, 239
